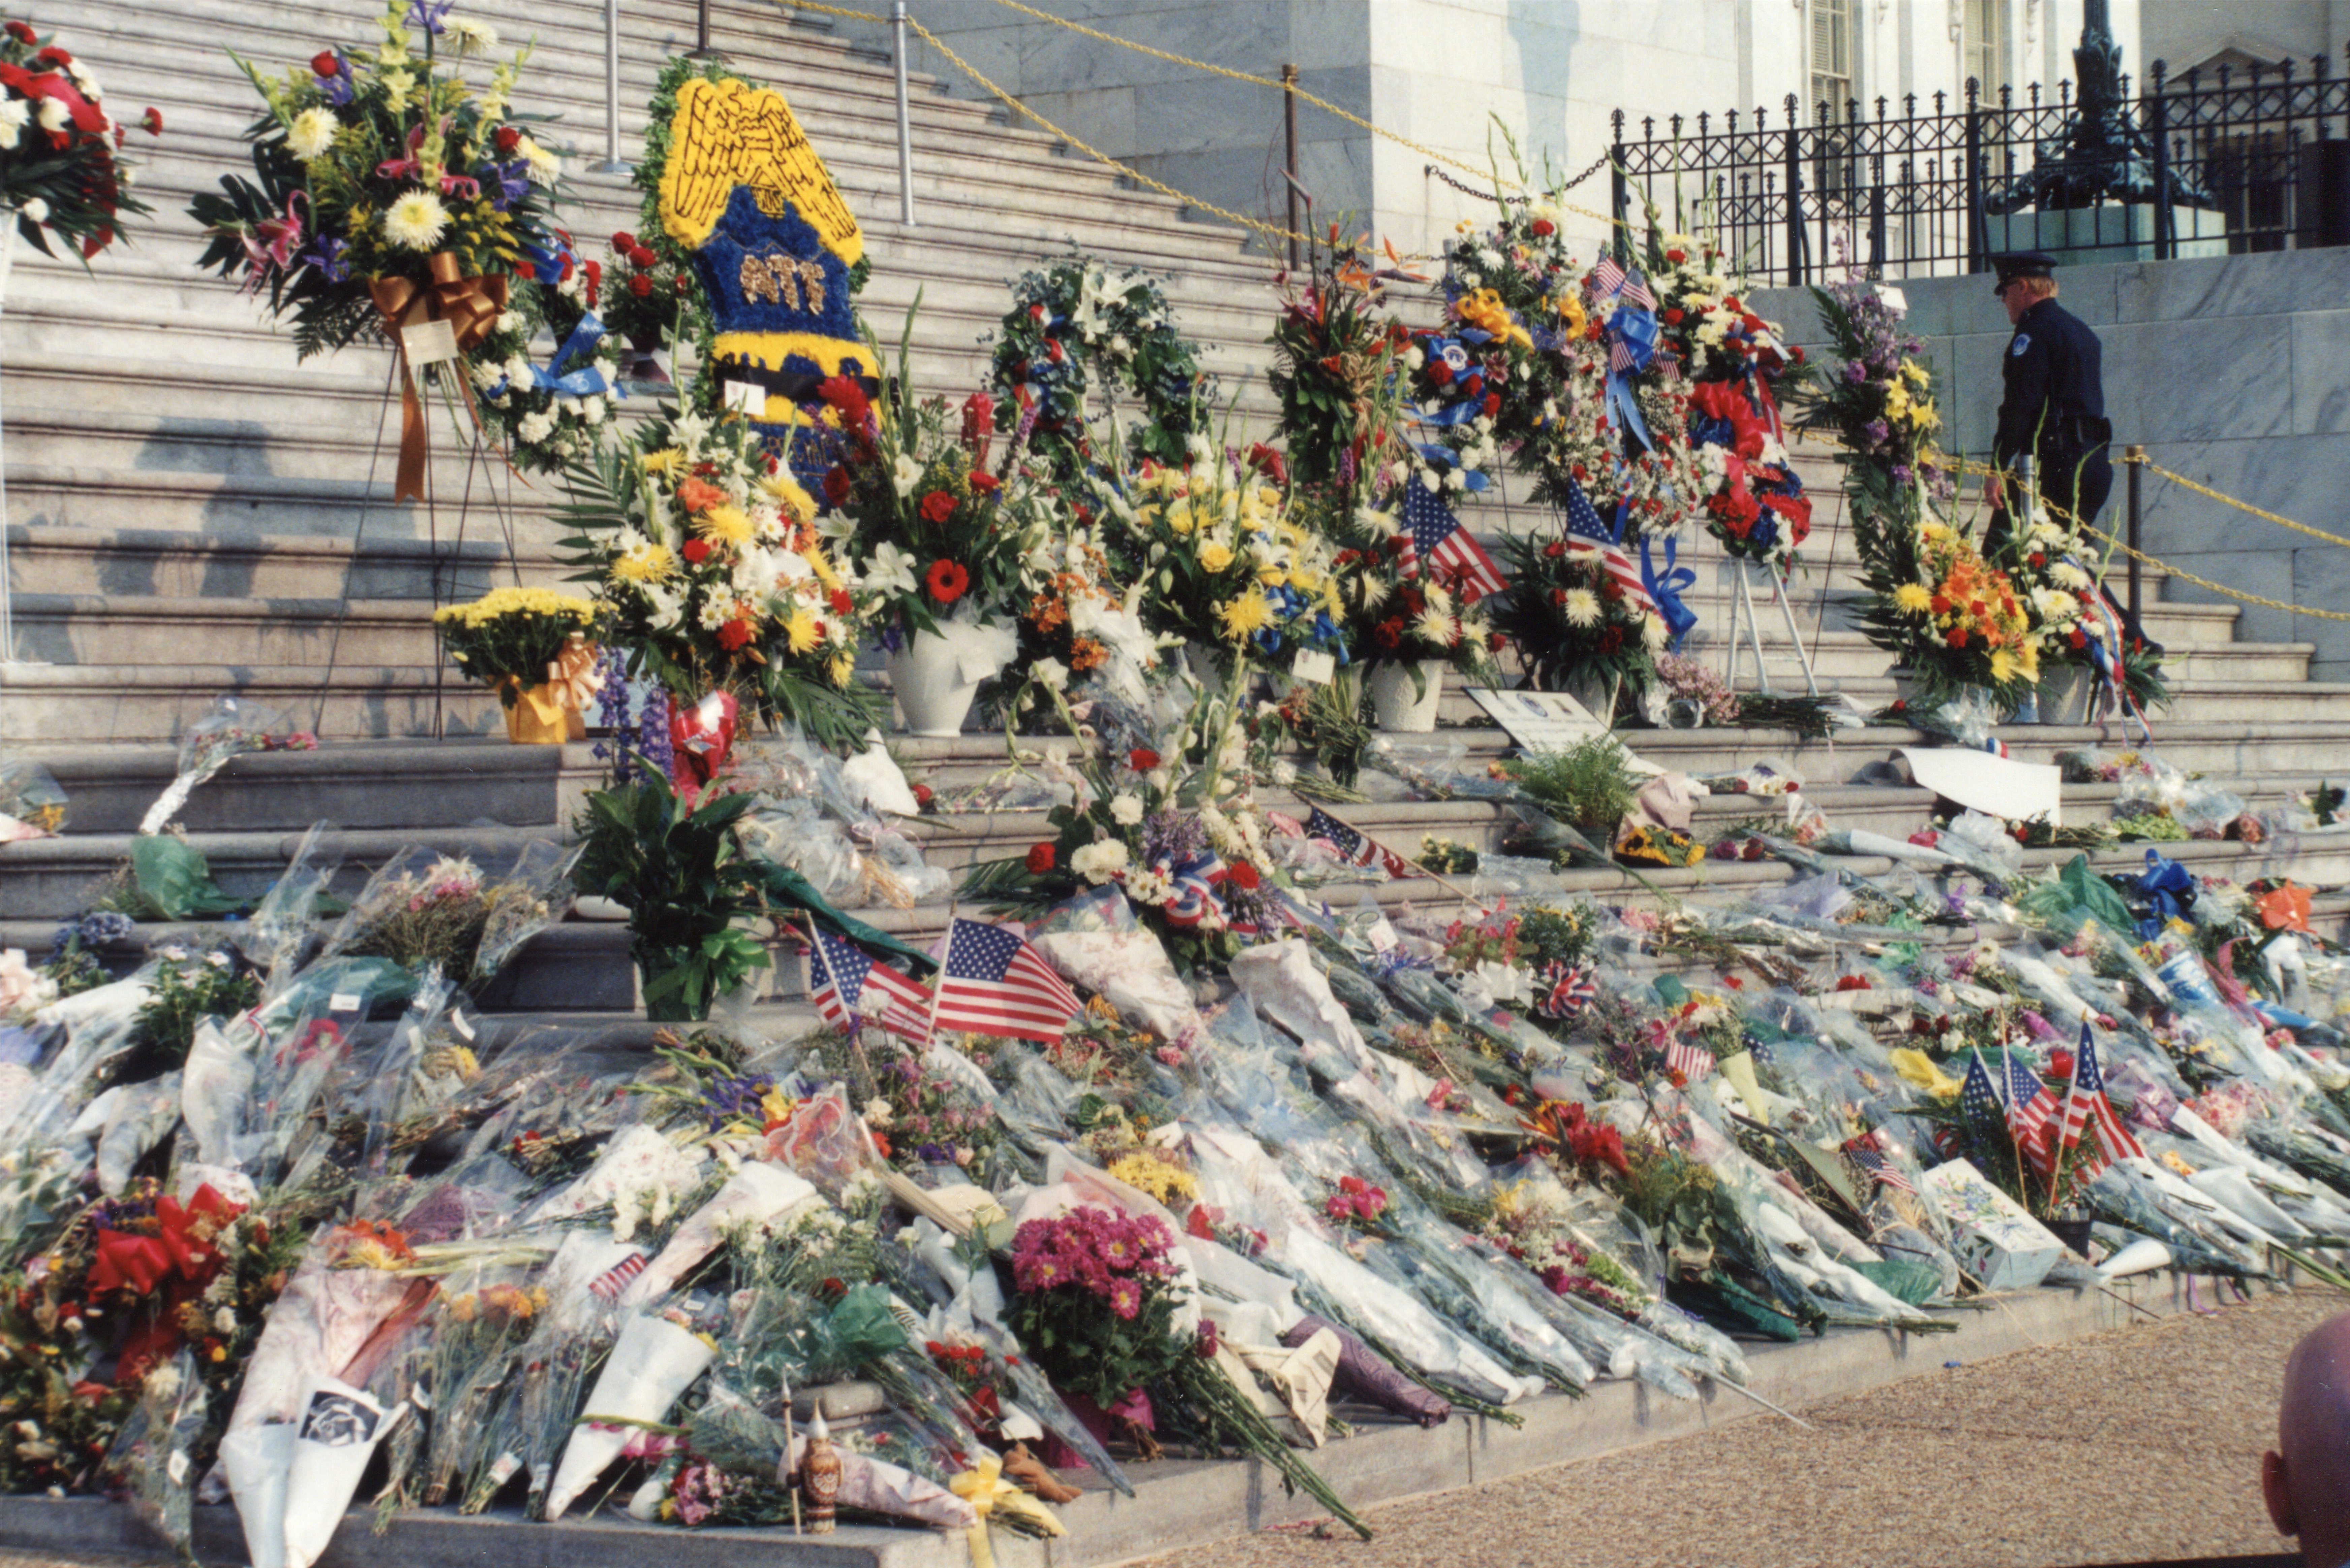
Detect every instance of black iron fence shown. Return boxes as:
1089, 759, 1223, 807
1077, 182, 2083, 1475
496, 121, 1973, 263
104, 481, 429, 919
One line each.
1612, 50, 2350, 286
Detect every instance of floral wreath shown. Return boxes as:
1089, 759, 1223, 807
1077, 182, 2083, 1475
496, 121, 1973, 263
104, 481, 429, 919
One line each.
987, 254, 1213, 473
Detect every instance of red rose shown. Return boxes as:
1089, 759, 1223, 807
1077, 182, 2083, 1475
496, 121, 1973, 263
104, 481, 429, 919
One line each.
630, 246, 656, 270
822, 465, 852, 508
494, 126, 521, 153
1530, 218, 1555, 237
1662, 307, 1684, 325
829, 588, 853, 615
715, 618, 755, 651
1025, 842, 1056, 874
140, 107, 163, 136
968, 472, 999, 493
1130, 747, 1161, 771
1375, 617, 1404, 649
611, 230, 636, 250
1946, 627, 1969, 649
2069, 627, 2087, 650
925, 559, 969, 603
681, 538, 711, 564
628, 273, 653, 298
919, 490, 956, 524
1225, 860, 1261, 890
310, 48, 340, 74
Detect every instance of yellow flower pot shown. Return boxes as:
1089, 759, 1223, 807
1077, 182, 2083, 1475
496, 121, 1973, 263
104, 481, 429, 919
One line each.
496, 677, 583, 744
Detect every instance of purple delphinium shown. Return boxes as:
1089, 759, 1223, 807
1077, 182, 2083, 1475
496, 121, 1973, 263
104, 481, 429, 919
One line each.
637, 687, 674, 783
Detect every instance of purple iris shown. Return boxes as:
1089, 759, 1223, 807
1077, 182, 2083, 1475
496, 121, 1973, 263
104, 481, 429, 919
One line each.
320, 56, 355, 107
301, 235, 350, 283
406, 0, 452, 34
478, 159, 530, 211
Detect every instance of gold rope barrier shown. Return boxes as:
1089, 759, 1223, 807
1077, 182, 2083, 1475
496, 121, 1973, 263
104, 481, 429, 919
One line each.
2126, 452, 2350, 552
773, 0, 1636, 241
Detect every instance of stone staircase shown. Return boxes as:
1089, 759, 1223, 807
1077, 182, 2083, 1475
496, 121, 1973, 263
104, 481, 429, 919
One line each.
2, 0, 2345, 998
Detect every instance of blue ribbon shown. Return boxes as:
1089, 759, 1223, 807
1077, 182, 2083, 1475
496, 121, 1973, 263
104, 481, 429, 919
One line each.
2128, 849, 2197, 940
488, 313, 614, 401
1639, 534, 1698, 649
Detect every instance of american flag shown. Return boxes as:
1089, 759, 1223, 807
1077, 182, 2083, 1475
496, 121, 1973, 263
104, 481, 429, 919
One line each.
2003, 1049, 2062, 1172
1843, 1136, 1917, 1195
1664, 1039, 1714, 1083
1561, 478, 1657, 616
1959, 1048, 2005, 1137
1304, 805, 1411, 879
805, 926, 934, 1044
1590, 255, 1626, 296
1396, 480, 1507, 604
932, 917, 1081, 1043
2054, 1020, 2145, 1172
587, 1251, 647, 1301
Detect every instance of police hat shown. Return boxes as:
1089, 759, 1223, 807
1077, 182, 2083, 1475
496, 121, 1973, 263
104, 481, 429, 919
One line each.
1991, 251, 2058, 291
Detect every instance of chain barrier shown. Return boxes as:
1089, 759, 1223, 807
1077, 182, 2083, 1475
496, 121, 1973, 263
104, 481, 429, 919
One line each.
1949, 455, 2350, 623
1425, 147, 1613, 206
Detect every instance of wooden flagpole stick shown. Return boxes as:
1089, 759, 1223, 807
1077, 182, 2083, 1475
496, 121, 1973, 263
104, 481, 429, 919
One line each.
782, 1376, 803, 1535
808, 908, 886, 1094
1361, 825, 1491, 912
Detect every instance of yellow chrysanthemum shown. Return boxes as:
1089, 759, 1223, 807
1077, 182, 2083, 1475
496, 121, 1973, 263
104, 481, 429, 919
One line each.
1989, 649, 2020, 686
784, 609, 821, 655
1218, 591, 1274, 642
761, 470, 817, 522
1561, 588, 1601, 628
1415, 607, 1459, 648
828, 652, 856, 687
611, 543, 677, 583
802, 546, 841, 591
1894, 582, 1935, 615
696, 505, 756, 547
639, 448, 685, 477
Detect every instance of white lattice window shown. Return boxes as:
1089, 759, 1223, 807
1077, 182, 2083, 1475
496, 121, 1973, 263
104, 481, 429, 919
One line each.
1964, 0, 2008, 99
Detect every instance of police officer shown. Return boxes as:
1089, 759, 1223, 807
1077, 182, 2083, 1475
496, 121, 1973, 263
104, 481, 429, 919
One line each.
1981, 250, 2114, 554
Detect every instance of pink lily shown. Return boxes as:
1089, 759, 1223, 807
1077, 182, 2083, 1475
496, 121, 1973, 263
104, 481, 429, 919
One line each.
376, 123, 428, 182
239, 190, 308, 282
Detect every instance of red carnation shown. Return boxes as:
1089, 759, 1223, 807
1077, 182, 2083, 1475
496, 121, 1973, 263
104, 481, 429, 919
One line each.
817, 375, 871, 426
1662, 307, 1684, 325
829, 588, 853, 615
1946, 627, 1969, 649
140, 107, 163, 136
581, 260, 601, 305
1130, 747, 1161, 771
8, 21, 40, 44
1929, 594, 1952, 616
681, 538, 711, 564
1427, 359, 1454, 386
1224, 860, 1261, 890
715, 618, 755, 651
2028, 552, 2046, 567
968, 472, 999, 493
1530, 218, 1555, 237
822, 465, 852, 508
628, 273, 653, 298
34, 44, 71, 66
1482, 392, 1501, 420
494, 125, 521, 154
2068, 627, 2087, 650
919, 490, 956, 524
1025, 842, 1056, 874
1463, 374, 1484, 399
925, 559, 969, 603
1375, 617, 1404, 649
1665, 248, 1686, 263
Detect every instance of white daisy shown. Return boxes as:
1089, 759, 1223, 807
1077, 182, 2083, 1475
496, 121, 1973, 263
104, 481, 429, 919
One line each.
382, 190, 449, 251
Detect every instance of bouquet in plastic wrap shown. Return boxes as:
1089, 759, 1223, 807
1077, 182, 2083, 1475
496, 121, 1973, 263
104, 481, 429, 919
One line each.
139, 697, 318, 835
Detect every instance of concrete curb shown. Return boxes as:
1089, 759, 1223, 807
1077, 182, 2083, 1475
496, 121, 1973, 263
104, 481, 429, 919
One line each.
5, 1270, 2233, 1568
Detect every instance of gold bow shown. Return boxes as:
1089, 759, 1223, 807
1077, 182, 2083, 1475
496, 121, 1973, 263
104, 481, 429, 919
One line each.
370, 254, 512, 503
546, 634, 601, 714
948, 1454, 1065, 1568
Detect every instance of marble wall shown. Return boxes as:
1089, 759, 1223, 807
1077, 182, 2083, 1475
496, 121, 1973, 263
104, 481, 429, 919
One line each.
834, 1, 2137, 264
1753, 247, 2350, 683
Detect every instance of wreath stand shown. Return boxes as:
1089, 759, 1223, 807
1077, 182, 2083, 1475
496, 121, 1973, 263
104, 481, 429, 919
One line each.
1721, 557, 1820, 698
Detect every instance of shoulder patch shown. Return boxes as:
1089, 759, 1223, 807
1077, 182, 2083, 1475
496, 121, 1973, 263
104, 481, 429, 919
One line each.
2010, 333, 2031, 356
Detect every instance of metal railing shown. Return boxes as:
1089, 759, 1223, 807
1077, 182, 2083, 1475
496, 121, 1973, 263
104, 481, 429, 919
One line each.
1612, 48, 2350, 285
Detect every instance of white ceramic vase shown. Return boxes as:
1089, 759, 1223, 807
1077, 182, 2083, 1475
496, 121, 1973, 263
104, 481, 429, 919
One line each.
887, 628, 984, 738
1368, 660, 1445, 732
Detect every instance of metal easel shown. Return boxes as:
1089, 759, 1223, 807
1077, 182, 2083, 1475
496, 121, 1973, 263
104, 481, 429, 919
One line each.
1722, 558, 1820, 698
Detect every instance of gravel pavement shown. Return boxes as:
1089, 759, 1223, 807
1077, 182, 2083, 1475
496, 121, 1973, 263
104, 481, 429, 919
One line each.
1121, 1286, 2346, 1568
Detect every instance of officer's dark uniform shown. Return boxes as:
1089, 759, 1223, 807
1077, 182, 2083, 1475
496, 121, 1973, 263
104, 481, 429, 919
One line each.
1989, 251, 2113, 553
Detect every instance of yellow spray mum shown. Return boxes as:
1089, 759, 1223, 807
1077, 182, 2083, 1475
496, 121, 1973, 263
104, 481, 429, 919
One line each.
1893, 582, 1935, 615
784, 609, 821, 655
696, 505, 756, 547
761, 470, 817, 522
1218, 591, 1274, 642
612, 542, 677, 583
639, 448, 686, 477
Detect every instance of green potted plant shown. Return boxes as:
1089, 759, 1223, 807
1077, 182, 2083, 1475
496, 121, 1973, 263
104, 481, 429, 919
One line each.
571, 772, 771, 1021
